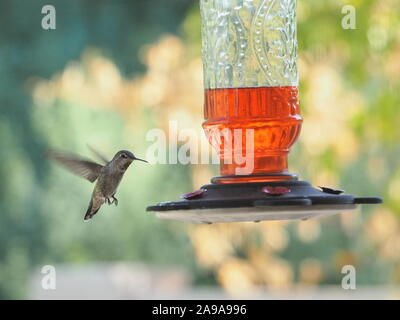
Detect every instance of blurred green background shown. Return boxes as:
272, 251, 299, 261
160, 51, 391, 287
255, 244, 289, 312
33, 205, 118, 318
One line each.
0, 0, 399, 299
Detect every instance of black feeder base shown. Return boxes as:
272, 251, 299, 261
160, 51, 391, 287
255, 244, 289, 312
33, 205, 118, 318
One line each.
146, 179, 382, 224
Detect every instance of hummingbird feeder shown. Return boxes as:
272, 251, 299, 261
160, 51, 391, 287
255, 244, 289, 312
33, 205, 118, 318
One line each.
147, 0, 382, 223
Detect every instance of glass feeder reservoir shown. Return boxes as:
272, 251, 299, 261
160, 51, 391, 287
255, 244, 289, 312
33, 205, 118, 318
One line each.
147, 0, 381, 223
202, 0, 301, 183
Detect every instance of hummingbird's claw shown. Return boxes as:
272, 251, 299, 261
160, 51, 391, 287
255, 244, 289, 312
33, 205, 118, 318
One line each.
112, 196, 118, 207
106, 196, 118, 206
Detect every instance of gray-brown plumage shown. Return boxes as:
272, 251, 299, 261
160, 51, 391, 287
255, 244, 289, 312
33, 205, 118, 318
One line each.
47, 149, 148, 221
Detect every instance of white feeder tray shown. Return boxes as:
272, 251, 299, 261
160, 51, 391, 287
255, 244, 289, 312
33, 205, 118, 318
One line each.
154, 204, 358, 224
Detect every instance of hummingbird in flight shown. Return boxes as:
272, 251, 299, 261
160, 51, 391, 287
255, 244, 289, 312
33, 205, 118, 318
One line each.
47, 147, 148, 221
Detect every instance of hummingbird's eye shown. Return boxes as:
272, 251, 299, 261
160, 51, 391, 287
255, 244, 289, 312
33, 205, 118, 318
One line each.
121, 153, 128, 159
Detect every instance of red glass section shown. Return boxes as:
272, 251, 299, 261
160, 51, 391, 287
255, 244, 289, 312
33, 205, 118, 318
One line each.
203, 86, 302, 183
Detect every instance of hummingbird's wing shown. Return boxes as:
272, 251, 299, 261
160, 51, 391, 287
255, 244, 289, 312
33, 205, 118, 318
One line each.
47, 150, 103, 183
86, 144, 109, 165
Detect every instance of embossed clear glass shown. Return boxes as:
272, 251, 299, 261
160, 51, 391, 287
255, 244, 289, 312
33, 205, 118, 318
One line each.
200, 0, 298, 89
201, 0, 302, 182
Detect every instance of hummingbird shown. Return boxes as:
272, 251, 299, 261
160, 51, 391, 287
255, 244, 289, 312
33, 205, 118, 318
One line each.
47, 147, 148, 221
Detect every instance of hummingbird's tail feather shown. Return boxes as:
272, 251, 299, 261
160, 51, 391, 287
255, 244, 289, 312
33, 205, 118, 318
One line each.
84, 199, 101, 221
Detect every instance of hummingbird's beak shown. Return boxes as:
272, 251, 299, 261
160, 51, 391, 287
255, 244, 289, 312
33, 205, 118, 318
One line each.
134, 157, 148, 163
